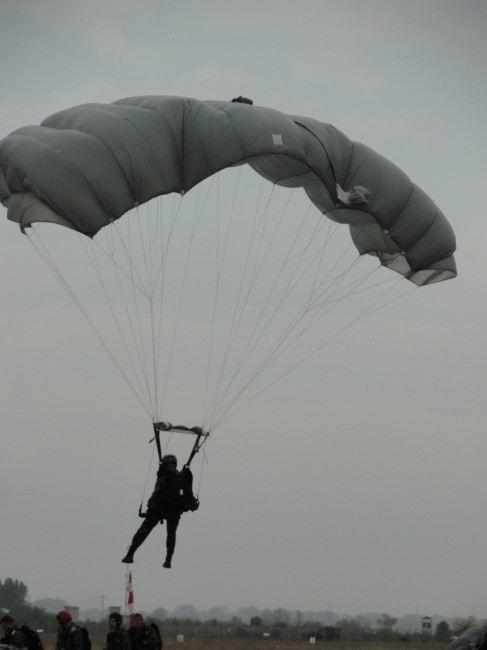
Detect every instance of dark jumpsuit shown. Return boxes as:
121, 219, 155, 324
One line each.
129, 464, 197, 562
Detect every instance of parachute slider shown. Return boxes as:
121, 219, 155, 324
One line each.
151, 422, 209, 468
153, 421, 210, 437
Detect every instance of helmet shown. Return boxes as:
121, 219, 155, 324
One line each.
57, 611, 72, 624
109, 612, 123, 625
161, 454, 177, 466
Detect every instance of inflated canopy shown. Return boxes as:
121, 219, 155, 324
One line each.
0, 95, 456, 286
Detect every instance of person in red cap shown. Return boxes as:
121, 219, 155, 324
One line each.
55, 611, 83, 650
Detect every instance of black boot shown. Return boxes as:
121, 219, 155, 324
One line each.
163, 551, 173, 569
122, 547, 135, 563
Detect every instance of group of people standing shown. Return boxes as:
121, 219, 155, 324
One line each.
0, 616, 36, 650
56, 610, 162, 650
1, 610, 162, 650
1, 450, 199, 650
102, 612, 162, 650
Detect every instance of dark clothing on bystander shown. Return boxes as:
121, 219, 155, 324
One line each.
0, 627, 28, 650
128, 623, 162, 650
56, 625, 84, 650
105, 629, 131, 650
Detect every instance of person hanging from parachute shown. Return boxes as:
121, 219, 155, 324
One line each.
122, 422, 206, 569
0, 97, 458, 567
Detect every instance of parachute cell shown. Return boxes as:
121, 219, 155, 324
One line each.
0, 95, 456, 286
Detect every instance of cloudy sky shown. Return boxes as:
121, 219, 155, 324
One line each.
1, 0, 486, 622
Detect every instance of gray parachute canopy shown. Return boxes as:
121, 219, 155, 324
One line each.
0, 95, 456, 286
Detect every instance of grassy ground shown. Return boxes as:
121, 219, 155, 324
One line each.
43, 636, 444, 650
159, 643, 443, 650
157, 643, 445, 650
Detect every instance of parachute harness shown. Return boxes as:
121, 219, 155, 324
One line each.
138, 421, 209, 517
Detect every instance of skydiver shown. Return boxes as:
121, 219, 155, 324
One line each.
121, 454, 199, 568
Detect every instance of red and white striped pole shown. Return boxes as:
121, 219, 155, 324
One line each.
126, 570, 135, 625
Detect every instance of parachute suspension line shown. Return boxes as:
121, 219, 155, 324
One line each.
206, 188, 318, 425
305, 228, 360, 308
83, 220, 157, 417
202, 168, 242, 426
215, 273, 414, 429
77, 233, 155, 415
25, 228, 152, 418
211, 264, 386, 427
203, 167, 262, 424
134, 205, 163, 418
225, 204, 330, 368
123, 215, 157, 413
82, 194, 187, 420
156, 179, 217, 419
203, 182, 315, 426
129, 194, 185, 419
206, 191, 360, 428
206, 221, 390, 427
146, 202, 175, 419
264, 270, 411, 368
104, 215, 151, 300
204, 178, 281, 425
254, 262, 377, 369
210, 237, 332, 422
207, 218, 410, 428
133, 200, 181, 413
102, 220, 157, 417
146, 194, 186, 418
349, 275, 417, 322
129, 207, 157, 405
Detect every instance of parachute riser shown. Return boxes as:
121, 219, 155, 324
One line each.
153, 422, 163, 463
137, 424, 163, 518
185, 432, 206, 468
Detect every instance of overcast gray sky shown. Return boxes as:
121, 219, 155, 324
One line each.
1, 0, 486, 621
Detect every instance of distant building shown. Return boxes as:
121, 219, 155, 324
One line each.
65, 606, 80, 622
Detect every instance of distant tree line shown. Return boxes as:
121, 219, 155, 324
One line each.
0, 578, 57, 631
0, 576, 478, 643
0, 579, 27, 608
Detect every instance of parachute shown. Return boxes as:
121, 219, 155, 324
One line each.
0, 95, 455, 284
0, 95, 457, 434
